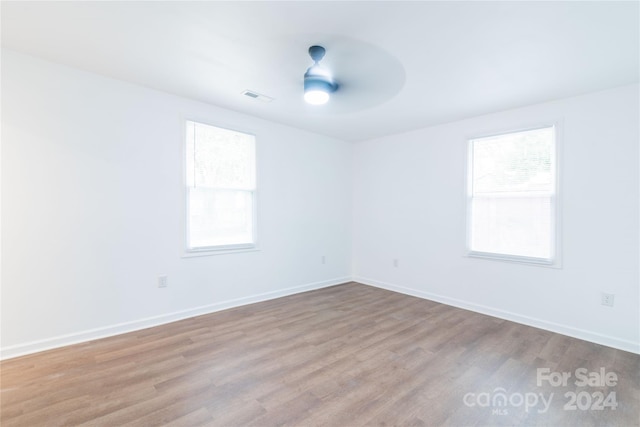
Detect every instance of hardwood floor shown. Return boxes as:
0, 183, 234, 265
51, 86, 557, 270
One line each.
1, 282, 639, 426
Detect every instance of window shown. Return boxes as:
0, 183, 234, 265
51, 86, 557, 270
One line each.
185, 120, 256, 253
467, 125, 557, 265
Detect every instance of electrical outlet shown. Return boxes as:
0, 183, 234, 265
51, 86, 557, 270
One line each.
321, 255, 326, 264
601, 293, 614, 307
393, 259, 399, 268
158, 275, 168, 288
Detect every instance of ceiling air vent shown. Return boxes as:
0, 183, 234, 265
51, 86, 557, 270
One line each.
241, 90, 274, 103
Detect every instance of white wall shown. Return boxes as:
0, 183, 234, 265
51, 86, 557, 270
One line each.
353, 84, 640, 353
1, 50, 352, 358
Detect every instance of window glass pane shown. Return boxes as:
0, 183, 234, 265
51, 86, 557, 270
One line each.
188, 188, 253, 248
185, 120, 257, 252
468, 126, 556, 262
470, 196, 552, 259
472, 127, 553, 194
192, 122, 255, 190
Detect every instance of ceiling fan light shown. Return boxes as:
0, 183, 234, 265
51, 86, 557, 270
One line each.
304, 76, 336, 105
304, 89, 330, 105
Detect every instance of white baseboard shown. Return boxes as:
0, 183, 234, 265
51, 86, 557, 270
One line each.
0, 276, 352, 360
354, 276, 640, 355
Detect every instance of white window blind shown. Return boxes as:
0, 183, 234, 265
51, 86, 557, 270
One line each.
185, 121, 256, 252
468, 126, 556, 264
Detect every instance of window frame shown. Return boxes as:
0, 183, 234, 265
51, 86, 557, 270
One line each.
182, 118, 259, 257
465, 123, 561, 268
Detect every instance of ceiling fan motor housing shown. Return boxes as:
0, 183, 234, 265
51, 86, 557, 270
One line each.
304, 72, 337, 94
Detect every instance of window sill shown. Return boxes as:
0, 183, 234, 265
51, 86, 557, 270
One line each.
467, 251, 561, 269
183, 246, 260, 258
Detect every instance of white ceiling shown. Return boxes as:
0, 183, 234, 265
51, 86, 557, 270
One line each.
2, 1, 638, 142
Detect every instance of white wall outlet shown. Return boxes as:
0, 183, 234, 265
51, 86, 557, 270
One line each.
321, 255, 326, 264
393, 259, 399, 268
158, 275, 168, 288
601, 292, 614, 307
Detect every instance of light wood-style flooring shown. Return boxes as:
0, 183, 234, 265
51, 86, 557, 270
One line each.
1, 282, 639, 426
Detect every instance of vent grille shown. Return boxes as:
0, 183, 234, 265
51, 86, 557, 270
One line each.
241, 90, 274, 103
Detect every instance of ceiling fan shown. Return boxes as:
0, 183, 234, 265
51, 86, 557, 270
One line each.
303, 45, 338, 105
295, 40, 404, 112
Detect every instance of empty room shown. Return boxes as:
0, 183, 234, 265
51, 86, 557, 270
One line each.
1, 1, 639, 426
